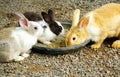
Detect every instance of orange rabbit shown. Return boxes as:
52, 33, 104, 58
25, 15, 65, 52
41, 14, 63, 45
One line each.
66, 3, 120, 48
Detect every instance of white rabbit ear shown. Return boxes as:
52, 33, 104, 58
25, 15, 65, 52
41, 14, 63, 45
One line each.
14, 12, 29, 28
19, 18, 29, 28
72, 9, 80, 27
14, 12, 26, 20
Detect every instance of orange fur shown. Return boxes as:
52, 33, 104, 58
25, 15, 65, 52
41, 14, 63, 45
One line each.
66, 3, 120, 48
93, 3, 120, 38
78, 17, 89, 28
72, 9, 80, 27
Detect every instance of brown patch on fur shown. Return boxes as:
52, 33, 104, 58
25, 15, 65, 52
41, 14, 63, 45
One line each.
24, 12, 42, 21
0, 27, 15, 40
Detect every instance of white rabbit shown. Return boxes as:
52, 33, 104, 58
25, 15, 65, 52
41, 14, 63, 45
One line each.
0, 12, 43, 62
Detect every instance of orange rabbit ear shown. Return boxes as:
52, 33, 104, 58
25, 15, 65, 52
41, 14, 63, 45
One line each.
78, 17, 89, 28
72, 9, 80, 27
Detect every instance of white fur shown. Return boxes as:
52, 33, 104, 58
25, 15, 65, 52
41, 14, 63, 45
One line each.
37, 20, 64, 44
56, 21, 65, 35
86, 12, 100, 42
11, 27, 37, 52
30, 21, 44, 37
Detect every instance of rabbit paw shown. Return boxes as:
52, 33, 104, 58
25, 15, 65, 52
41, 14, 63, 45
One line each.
112, 40, 120, 48
43, 41, 52, 45
21, 53, 30, 58
14, 56, 24, 62
91, 44, 101, 49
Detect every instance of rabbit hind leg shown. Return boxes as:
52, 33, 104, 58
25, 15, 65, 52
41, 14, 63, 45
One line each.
112, 31, 120, 48
0, 41, 13, 62
13, 56, 25, 62
112, 40, 120, 48
21, 52, 30, 58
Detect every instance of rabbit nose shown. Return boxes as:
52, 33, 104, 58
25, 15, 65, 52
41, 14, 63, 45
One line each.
58, 26, 62, 31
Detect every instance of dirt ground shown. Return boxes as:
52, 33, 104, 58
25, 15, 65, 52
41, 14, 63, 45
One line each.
0, 0, 120, 77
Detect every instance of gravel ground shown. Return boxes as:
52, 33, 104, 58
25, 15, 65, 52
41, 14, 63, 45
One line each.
0, 0, 120, 77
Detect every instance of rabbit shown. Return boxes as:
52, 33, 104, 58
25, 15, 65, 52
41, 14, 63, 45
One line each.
38, 9, 64, 44
66, 3, 120, 49
23, 9, 64, 44
0, 12, 43, 62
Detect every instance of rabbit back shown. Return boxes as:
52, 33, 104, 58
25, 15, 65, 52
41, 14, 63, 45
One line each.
0, 28, 17, 62
90, 3, 120, 38
0, 27, 15, 40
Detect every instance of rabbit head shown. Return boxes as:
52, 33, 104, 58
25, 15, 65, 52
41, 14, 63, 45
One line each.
41, 9, 64, 36
66, 9, 89, 46
14, 12, 43, 38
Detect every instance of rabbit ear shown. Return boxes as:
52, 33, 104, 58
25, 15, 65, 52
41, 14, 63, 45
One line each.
41, 12, 53, 23
14, 12, 29, 28
78, 17, 89, 28
72, 9, 80, 27
14, 12, 26, 20
19, 18, 29, 28
48, 9, 54, 19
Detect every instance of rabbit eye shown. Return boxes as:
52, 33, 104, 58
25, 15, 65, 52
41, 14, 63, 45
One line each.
43, 25, 47, 28
34, 27, 38, 30
73, 37, 76, 41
